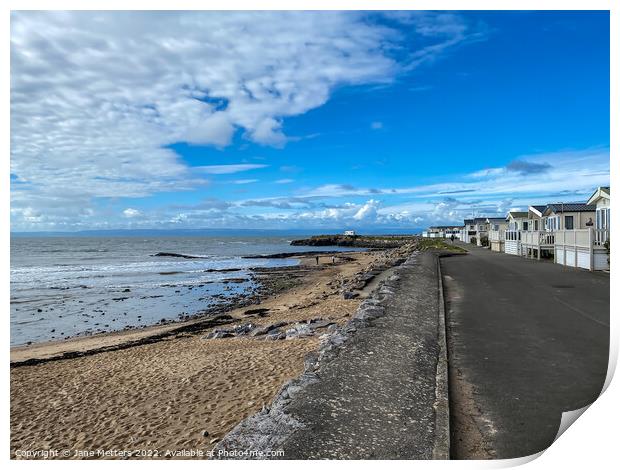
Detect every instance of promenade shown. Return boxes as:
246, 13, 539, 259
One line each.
216, 251, 449, 459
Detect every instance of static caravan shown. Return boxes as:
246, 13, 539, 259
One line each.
423, 226, 443, 238
527, 205, 546, 232
542, 203, 596, 231
587, 186, 610, 270
543, 203, 598, 270
505, 211, 529, 256
443, 226, 463, 240
424, 226, 463, 239
487, 217, 508, 252
588, 186, 610, 235
461, 219, 475, 244
473, 217, 490, 246
520, 205, 552, 260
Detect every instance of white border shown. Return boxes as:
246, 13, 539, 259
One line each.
3, 1, 616, 468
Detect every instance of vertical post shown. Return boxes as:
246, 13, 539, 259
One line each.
574, 230, 578, 268
589, 228, 594, 271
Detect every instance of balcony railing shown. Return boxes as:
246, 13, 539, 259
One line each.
521, 230, 555, 247
554, 229, 609, 249
505, 230, 521, 241
593, 229, 609, 247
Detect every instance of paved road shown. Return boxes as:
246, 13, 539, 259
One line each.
441, 244, 609, 459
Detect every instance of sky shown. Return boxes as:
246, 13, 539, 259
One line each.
10, 11, 610, 232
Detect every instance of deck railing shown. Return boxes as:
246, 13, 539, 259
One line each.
505, 230, 521, 241
554, 229, 609, 249
593, 229, 609, 247
521, 230, 555, 247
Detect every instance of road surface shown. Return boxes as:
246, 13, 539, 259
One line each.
441, 243, 609, 459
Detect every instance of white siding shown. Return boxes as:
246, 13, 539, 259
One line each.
555, 247, 605, 270
577, 251, 590, 269
594, 251, 609, 270
505, 240, 520, 255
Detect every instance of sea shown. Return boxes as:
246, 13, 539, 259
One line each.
10, 234, 364, 347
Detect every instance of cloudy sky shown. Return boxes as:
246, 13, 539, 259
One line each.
10, 11, 610, 232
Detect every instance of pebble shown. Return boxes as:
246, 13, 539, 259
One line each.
202, 430, 210, 437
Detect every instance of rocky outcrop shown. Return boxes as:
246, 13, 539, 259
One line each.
290, 235, 420, 249
151, 252, 205, 259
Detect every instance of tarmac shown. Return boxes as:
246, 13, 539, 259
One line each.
441, 242, 609, 459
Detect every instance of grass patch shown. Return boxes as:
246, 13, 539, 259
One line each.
417, 239, 467, 253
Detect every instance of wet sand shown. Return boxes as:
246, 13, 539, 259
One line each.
11, 247, 414, 459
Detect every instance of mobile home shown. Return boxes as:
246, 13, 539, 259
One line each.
487, 217, 508, 252
505, 211, 529, 256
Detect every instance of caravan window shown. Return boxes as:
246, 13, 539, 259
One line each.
564, 216, 574, 230
598, 208, 609, 230
523, 221, 528, 231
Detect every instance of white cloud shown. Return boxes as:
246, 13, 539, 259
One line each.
275, 179, 294, 184
182, 112, 235, 147
195, 164, 267, 175
353, 199, 380, 220
122, 208, 141, 218
10, 11, 477, 231
96, 146, 608, 231
233, 179, 258, 185
248, 117, 286, 147
370, 121, 383, 130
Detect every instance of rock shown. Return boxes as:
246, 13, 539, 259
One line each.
264, 332, 286, 341
233, 323, 256, 336
222, 277, 247, 284
308, 320, 335, 330
203, 430, 210, 437
206, 329, 235, 339
251, 321, 288, 336
285, 323, 314, 339
343, 291, 359, 300
152, 252, 203, 259
243, 308, 270, 317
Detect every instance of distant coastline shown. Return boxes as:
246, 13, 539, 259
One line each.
10, 227, 425, 238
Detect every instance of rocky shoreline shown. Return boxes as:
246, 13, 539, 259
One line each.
11, 242, 426, 459
290, 234, 420, 248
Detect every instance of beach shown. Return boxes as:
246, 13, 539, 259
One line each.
11, 245, 415, 459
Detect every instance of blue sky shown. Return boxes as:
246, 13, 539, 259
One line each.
10, 11, 610, 231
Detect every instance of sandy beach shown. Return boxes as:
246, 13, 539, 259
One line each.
11, 246, 414, 459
